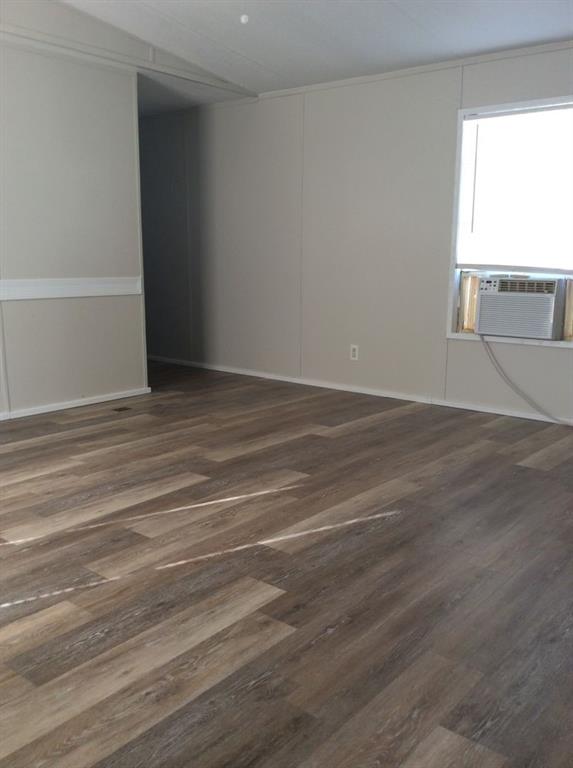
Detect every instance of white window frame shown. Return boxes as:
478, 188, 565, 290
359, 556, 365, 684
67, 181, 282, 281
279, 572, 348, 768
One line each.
447, 95, 573, 347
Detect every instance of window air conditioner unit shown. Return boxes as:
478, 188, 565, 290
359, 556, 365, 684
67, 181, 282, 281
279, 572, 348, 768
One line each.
476, 277, 566, 340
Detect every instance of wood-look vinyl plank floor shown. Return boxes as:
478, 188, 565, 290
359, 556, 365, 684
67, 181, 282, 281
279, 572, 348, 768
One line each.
1, 360, 572, 767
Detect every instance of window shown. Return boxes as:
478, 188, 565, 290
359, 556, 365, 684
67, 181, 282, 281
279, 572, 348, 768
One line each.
456, 101, 573, 272
451, 98, 573, 338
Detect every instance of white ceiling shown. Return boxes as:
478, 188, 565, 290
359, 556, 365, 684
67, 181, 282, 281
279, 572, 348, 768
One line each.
66, 0, 573, 94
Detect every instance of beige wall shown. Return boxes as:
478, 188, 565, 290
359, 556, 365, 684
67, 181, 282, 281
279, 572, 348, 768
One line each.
445, 47, 573, 419
193, 43, 573, 421
2, 46, 141, 280
0, 40, 147, 417
201, 96, 304, 376
0, 0, 245, 419
301, 67, 459, 400
7, 13, 567, 422
2, 297, 146, 410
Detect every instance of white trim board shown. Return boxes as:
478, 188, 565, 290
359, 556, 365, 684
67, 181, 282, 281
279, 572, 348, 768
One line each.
0, 277, 142, 301
2, 386, 151, 421
253, 41, 573, 101
447, 332, 573, 349
0, 26, 252, 97
148, 355, 572, 426
132, 71, 151, 396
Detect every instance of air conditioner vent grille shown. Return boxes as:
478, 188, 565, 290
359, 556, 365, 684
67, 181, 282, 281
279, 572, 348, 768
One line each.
498, 279, 556, 294
476, 277, 566, 340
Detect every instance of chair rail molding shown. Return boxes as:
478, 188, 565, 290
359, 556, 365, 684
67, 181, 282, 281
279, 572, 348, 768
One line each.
0, 277, 142, 301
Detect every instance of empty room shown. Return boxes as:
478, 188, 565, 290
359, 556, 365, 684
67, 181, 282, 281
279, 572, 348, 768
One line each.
1, 0, 573, 766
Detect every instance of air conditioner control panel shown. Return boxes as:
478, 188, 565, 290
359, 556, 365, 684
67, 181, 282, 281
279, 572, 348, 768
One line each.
479, 278, 499, 292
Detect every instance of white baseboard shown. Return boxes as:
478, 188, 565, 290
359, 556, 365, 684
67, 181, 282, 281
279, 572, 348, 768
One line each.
148, 355, 571, 425
2, 387, 151, 421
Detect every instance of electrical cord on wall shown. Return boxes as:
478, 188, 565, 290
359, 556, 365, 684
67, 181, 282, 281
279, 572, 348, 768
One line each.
479, 335, 570, 427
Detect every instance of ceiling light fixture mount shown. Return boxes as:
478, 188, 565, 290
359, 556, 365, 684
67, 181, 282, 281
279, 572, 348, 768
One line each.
240, 14, 249, 24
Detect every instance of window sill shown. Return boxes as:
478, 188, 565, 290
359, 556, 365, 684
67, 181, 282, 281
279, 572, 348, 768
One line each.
447, 332, 573, 348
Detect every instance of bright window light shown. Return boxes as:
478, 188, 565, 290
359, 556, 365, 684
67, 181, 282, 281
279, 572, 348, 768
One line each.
456, 104, 573, 273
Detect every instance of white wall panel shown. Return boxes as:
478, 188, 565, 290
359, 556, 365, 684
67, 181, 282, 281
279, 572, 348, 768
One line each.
0, 39, 147, 417
195, 44, 573, 422
445, 339, 573, 420
445, 45, 573, 421
200, 96, 303, 376
461, 47, 573, 108
3, 296, 146, 411
301, 68, 460, 399
1, 45, 141, 280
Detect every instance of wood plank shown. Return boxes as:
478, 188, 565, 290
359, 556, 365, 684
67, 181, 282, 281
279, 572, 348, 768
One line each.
0, 666, 36, 704
0, 577, 283, 760
0, 601, 92, 662
266, 476, 416, 553
0, 361, 572, 767
399, 726, 507, 767
518, 433, 573, 471
298, 652, 482, 768
0, 473, 208, 542
1, 612, 294, 768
